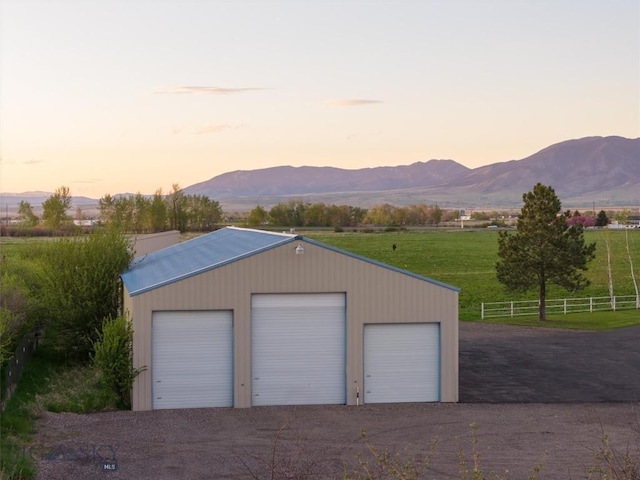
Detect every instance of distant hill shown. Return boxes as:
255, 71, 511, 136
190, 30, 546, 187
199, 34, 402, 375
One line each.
0, 192, 98, 216
185, 159, 470, 197
2, 136, 638, 214
184, 136, 639, 209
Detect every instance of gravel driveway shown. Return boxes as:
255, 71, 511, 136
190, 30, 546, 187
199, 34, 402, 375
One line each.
30, 322, 640, 480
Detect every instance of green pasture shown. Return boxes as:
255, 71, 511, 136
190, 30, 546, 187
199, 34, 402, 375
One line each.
2, 228, 639, 326
306, 228, 640, 323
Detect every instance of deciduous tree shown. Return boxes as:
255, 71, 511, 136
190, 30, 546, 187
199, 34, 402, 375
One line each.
17, 201, 39, 227
42, 186, 72, 229
247, 205, 268, 226
495, 183, 596, 321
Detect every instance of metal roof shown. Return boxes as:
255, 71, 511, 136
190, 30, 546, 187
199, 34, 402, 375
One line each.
121, 227, 298, 296
121, 226, 460, 296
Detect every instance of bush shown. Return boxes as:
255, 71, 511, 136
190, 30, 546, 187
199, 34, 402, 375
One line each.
41, 228, 133, 359
92, 314, 144, 409
0, 309, 13, 367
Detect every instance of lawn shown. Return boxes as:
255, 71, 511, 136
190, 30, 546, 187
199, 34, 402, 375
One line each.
305, 228, 640, 323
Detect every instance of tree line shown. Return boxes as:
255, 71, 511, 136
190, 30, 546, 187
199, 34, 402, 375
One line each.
247, 201, 452, 228
16, 185, 223, 234
13, 185, 618, 235
14, 187, 456, 233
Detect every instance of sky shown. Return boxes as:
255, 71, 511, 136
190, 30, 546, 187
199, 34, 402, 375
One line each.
1, 0, 639, 198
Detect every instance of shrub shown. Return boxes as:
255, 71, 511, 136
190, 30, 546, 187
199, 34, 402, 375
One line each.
41, 228, 133, 359
92, 314, 144, 409
0, 309, 13, 367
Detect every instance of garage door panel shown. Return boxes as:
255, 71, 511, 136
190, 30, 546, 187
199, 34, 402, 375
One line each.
252, 294, 346, 406
364, 323, 440, 404
152, 311, 233, 409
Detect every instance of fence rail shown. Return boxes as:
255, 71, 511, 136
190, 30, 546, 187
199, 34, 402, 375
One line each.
1, 330, 41, 411
481, 295, 640, 319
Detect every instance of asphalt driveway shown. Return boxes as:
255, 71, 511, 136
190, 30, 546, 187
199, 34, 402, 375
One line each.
459, 322, 640, 403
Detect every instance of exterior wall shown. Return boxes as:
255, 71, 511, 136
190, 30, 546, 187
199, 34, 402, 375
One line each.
129, 230, 180, 258
128, 239, 459, 410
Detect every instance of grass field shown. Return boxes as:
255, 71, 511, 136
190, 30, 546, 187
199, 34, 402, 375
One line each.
305, 228, 640, 322
2, 227, 638, 324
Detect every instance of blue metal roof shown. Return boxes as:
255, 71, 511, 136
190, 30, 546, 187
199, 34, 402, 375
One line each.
121, 227, 460, 296
121, 227, 298, 296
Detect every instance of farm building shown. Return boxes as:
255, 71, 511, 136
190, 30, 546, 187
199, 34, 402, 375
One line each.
121, 227, 460, 411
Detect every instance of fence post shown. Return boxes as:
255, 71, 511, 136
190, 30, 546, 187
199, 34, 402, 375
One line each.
563, 298, 567, 315
510, 301, 514, 318
613, 296, 616, 311
481, 303, 485, 320
590, 297, 593, 313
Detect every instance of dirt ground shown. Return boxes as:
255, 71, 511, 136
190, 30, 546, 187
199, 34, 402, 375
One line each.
29, 322, 640, 480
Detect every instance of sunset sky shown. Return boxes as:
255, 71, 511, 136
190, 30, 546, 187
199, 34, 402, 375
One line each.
1, 1, 638, 198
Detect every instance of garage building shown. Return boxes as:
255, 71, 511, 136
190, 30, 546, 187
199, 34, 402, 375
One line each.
121, 227, 459, 410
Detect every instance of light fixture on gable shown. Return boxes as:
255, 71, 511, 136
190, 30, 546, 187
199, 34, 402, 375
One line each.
295, 242, 305, 255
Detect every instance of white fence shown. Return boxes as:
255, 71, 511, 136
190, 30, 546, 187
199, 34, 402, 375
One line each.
481, 295, 640, 319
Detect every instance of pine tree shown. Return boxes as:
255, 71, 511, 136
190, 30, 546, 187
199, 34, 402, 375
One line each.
595, 210, 609, 227
496, 183, 596, 321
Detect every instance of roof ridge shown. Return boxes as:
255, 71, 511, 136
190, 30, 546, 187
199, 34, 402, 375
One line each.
226, 226, 300, 238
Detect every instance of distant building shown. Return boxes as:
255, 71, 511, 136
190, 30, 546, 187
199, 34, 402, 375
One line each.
459, 209, 471, 221
73, 219, 99, 227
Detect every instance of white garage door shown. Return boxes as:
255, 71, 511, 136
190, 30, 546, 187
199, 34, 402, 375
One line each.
152, 311, 233, 409
251, 293, 346, 406
364, 323, 440, 403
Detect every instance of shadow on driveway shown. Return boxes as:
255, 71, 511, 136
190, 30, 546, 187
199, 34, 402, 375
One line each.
459, 322, 640, 403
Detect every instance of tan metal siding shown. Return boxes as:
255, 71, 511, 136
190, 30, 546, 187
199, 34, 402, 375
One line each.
129, 240, 458, 410
129, 230, 180, 257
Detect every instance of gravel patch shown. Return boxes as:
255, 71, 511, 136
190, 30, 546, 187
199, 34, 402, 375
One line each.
31, 403, 640, 479
28, 322, 640, 479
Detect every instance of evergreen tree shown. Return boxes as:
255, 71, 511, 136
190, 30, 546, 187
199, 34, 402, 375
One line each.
496, 183, 596, 321
595, 210, 609, 227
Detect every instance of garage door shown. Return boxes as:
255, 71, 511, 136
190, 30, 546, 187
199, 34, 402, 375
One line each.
251, 293, 346, 406
152, 311, 233, 409
364, 323, 440, 403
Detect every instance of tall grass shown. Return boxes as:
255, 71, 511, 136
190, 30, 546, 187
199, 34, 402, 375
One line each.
0, 342, 118, 479
307, 229, 640, 321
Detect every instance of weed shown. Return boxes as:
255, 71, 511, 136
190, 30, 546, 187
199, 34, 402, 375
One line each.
344, 429, 439, 480
235, 424, 339, 479
587, 416, 640, 480
455, 423, 545, 480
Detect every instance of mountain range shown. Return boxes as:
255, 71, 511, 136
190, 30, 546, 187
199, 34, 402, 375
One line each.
184, 135, 639, 210
2, 136, 639, 214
